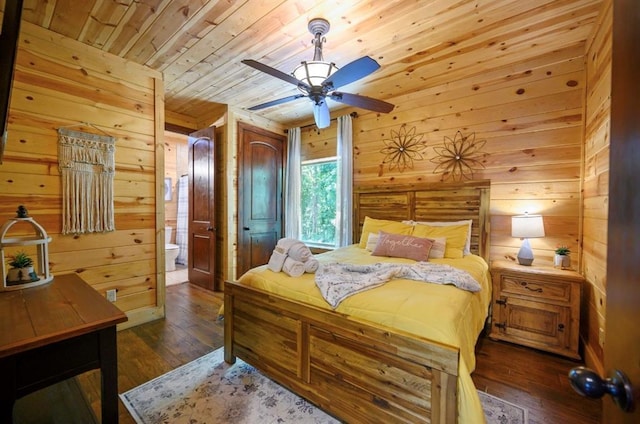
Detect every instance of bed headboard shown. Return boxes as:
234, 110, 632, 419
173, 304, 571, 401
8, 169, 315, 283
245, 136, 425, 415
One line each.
353, 180, 491, 261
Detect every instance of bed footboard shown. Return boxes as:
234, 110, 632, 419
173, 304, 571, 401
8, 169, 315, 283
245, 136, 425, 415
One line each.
224, 280, 459, 424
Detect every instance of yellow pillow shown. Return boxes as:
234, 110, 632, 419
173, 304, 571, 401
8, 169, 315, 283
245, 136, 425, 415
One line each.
410, 223, 469, 258
358, 217, 413, 248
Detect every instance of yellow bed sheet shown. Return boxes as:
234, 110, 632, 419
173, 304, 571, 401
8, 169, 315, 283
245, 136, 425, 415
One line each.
234, 244, 492, 424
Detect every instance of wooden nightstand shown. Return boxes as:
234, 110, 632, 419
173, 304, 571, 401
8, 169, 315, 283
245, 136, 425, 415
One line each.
489, 260, 583, 359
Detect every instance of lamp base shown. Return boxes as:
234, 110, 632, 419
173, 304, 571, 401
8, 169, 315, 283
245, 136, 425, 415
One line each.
516, 238, 535, 266
517, 257, 534, 266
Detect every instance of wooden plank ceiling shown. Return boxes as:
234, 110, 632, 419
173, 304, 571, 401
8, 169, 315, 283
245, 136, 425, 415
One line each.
16, 0, 602, 127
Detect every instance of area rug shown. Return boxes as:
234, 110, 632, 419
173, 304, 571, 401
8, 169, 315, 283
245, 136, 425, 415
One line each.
120, 348, 527, 424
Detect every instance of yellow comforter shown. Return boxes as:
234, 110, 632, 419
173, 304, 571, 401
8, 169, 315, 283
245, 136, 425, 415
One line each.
235, 244, 492, 423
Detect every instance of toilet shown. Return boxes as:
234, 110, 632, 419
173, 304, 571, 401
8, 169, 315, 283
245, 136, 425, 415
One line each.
165, 227, 180, 272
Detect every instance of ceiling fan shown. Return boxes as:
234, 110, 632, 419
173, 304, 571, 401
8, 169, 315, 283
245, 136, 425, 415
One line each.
242, 18, 394, 129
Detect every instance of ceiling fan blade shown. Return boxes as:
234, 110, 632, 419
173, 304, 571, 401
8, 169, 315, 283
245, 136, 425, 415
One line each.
330, 91, 395, 113
242, 59, 310, 90
322, 56, 380, 90
247, 94, 306, 110
313, 100, 331, 129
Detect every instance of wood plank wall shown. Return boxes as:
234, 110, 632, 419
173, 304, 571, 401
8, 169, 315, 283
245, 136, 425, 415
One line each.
301, 45, 587, 267
0, 21, 164, 328
582, 0, 611, 373
300, 2, 613, 372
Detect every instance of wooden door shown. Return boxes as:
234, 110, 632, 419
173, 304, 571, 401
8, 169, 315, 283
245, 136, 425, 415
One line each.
187, 127, 216, 291
601, 1, 640, 421
237, 123, 285, 277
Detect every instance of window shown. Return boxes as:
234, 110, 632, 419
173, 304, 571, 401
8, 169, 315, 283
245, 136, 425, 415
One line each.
300, 157, 337, 247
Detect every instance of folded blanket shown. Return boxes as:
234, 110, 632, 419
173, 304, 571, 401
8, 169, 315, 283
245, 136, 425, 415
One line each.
282, 257, 305, 277
315, 262, 481, 308
304, 258, 319, 273
267, 249, 287, 272
277, 238, 312, 262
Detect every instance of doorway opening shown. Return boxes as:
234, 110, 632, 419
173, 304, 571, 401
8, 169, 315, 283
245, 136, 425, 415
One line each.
164, 130, 190, 286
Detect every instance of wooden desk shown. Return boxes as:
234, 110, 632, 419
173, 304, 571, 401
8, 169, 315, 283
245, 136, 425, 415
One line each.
0, 273, 128, 423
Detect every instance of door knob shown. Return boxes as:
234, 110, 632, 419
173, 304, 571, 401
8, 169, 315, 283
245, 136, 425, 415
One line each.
568, 366, 635, 412
207, 226, 215, 232
243, 226, 250, 231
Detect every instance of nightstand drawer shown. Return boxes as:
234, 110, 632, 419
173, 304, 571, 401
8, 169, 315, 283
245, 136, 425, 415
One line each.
499, 274, 572, 302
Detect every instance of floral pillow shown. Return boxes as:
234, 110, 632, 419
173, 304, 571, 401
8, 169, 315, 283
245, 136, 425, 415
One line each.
371, 231, 434, 262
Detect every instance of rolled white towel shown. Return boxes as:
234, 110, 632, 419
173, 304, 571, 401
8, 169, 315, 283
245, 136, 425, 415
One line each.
304, 258, 319, 273
267, 249, 287, 272
288, 242, 312, 262
282, 257, 305, 277
276, 238, 300, 254
277, 237, 312, 262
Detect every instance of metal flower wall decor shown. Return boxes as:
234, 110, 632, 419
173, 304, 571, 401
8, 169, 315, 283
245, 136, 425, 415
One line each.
430, 131, 487, 181
380, 125, 427, 173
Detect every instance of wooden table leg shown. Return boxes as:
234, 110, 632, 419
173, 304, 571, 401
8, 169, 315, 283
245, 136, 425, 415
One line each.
99, 327, 119, 424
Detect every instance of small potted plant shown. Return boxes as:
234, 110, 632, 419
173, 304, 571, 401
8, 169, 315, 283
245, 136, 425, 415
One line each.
554, 245, 571, 269
7, 251, 35, 283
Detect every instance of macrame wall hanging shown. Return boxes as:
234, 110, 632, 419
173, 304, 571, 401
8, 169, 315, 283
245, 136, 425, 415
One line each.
58, 127, 116, 234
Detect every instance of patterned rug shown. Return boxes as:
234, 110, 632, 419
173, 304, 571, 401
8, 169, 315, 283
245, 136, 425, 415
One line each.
120, 348, 527, 424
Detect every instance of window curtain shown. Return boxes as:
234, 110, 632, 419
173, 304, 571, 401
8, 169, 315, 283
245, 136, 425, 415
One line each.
284, 127, 301, 238
336, 114, 353, 246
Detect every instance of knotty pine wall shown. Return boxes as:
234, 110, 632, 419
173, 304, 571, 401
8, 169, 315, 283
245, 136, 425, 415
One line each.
302, 43, 586, 266
0, 21, 165, 328
582, 0, 611, 373
300, 7, 614, 371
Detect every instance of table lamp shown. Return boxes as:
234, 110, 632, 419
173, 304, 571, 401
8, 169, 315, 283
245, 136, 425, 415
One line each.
511, 213, 545, 265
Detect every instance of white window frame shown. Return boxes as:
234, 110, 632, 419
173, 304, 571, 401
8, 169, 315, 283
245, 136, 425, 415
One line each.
300, 156, 338, 249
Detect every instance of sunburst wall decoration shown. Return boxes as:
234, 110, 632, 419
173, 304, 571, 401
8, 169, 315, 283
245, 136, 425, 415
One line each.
430, 131, 487, 181
379, 125, 427, 173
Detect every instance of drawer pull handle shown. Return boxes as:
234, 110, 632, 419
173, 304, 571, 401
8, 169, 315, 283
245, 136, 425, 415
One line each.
494, 322, 507, 330
520, 281, 543, 293
496, 299, 507, 306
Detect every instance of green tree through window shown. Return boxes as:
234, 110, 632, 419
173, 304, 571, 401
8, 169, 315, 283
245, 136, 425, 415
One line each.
300, 158, 337, 246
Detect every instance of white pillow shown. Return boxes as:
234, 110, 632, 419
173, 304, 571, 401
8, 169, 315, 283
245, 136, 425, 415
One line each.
427, 236, 447, 259
404, 219, 472, 255
365, 233, 379, 251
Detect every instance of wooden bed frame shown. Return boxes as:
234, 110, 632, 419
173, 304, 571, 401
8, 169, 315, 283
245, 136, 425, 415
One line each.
224, 180, 491, 423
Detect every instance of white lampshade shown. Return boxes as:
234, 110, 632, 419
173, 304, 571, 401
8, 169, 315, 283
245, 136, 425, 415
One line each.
293, 61, 338, 87
511, 214, 545, 238
512, 214, 545, 266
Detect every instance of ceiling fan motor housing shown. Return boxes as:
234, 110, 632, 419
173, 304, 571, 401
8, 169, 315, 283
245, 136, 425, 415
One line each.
308, 18, 330, 37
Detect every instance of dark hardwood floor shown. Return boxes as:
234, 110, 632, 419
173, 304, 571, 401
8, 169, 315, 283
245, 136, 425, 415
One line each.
472, 336, 602, 424
25, 282, 603, 423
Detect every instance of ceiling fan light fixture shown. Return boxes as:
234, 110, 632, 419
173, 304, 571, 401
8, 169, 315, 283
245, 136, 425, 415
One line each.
292, 60, 338, 88
242, 17, 394, 128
